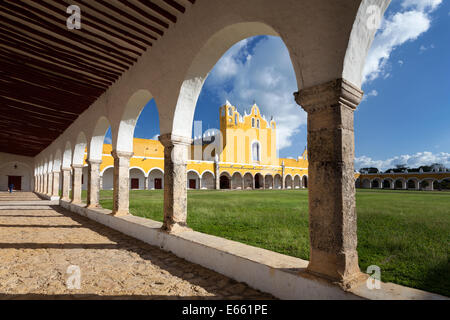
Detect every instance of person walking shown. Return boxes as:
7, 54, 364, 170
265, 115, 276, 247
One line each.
8, 183, 14, 193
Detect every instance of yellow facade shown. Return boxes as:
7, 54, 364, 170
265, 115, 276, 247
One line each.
94, 103, 309, 189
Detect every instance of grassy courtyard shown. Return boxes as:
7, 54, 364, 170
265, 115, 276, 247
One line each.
84, 189, 449, 296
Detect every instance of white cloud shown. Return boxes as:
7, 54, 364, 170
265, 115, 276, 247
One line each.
355, 151, 450, 171
206, 36, 306, 150
398, 60, 404, 65
363, 0, 441, 83
362, 89, 378, 102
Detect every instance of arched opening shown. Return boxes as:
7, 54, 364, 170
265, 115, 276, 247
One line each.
252, 141, 261, 162
130, 168, 146, 190
220, 173, 231, 190
148, 168, 164, 190
395, 179, 404, 189
274, 174, 282, 189
101, 167, 114, 190
362, 179, 371, 189
440, 179, 450, 190
265, 175, 274, 189
383, 179, 392, 189
243, 173, 253, 190
293, 175, 301, 189
284, 175, 293, 189
302, 175, 308, 189
371, 179, 380, 189
231, 172, 243, 190
254, 173, 264, 189
407, 179, 417, 189
201, 171, 215, 189
187, 170, 201, 190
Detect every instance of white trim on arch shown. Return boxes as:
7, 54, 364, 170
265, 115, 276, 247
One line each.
129, 166, 148, 177
100, 165, 114, 176
201, 170, 215, 178
187, 169, 201, 177
147, 167, 164, 176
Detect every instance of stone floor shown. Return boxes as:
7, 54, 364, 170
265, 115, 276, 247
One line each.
0, 192, 274, 300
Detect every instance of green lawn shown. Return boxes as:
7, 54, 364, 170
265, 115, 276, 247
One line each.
83, 189, 449, 296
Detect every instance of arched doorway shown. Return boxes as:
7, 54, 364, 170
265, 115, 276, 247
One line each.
148, 168, 164, 190
231, 172, 243, 190
255, 173, 264, 189
220, 174, 231, 189
187, 170, 200, 189
302, 175, 308, 189
265, 175, 274, 189
285, 175, 293, 189
243, 173, 253, 190
201, 171, 215, 189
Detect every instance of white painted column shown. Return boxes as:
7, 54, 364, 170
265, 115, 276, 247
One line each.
87, 159, 102, 208
47, 172, 53, 195
71, 164, 83, 204
145, 176, 149, 190
402, 180, 407, 190
159, 134, 192, 232
61, 167, 71, 201
295, 78, 363, 287
52, 171, 60, 198
112, 150, 133, 216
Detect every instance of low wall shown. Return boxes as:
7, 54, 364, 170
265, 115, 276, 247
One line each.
56, 198, 446, 300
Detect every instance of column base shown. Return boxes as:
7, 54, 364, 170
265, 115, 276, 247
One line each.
306, 249, 363, 290
162, 222, 192, 234
111, 210, 130, 216
86, 204, 101, 209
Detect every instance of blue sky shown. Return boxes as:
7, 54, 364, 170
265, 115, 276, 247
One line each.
129, 0, 449, 171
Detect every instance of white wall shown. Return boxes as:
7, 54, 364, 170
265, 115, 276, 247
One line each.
0, 152, 34, 191
101, 167, 114, 190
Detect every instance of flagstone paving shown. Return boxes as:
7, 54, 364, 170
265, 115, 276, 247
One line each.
0, 192, 274, 300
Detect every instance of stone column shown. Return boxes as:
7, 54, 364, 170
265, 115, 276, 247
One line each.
71, 164, 83, 204
159, 134, 192, 232
145, 176, 149, 190
214, 156, 220, 190
47, 172, 53, 195
86, 159, 102, 208
241, 178, 245, 190
111, 150, 133, 216
61, 167, 71, 201
36, 175, 40, 193
281, 161, 285, 189
52, 171, 60, 197
295, 78, 364, 287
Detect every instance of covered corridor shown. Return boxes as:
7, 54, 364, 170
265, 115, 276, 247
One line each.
0, 193, 272, 299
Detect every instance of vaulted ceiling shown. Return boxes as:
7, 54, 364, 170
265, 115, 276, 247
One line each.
0, 0, 195, 157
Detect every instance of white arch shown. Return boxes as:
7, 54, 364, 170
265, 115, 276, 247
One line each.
201, 170, 215, 178
170, 22, 279, 137
129, 166, 147, 177
73, 132, 87, 165
89, 116, 110, 161
62, 141, 72, 168
53, 149, 62, 172
115, 89, 153, 153
187, 169, 201, 177
100, 165, 114, 176
147, 167, 164, 176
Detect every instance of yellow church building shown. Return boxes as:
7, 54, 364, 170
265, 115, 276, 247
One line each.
81, 103, 309, 191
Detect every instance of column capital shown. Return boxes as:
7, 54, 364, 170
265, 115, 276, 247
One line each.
71, 164, 84, 169
294, 78, 363, 113
87, 159, 102, 165
61, 167, 72, 172
159, 133, 192, 147
111, 150, 134, 160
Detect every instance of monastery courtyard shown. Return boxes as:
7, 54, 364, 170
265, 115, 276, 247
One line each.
0, 192, 272, 299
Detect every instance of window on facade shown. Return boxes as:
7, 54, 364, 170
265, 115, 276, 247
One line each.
252, 118, 255, 127
252, 141, 260, 162
257, 119, 260, 128
228, 108, 232, 116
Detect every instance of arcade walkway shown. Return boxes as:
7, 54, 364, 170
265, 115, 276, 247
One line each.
0, 192, 273, 300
